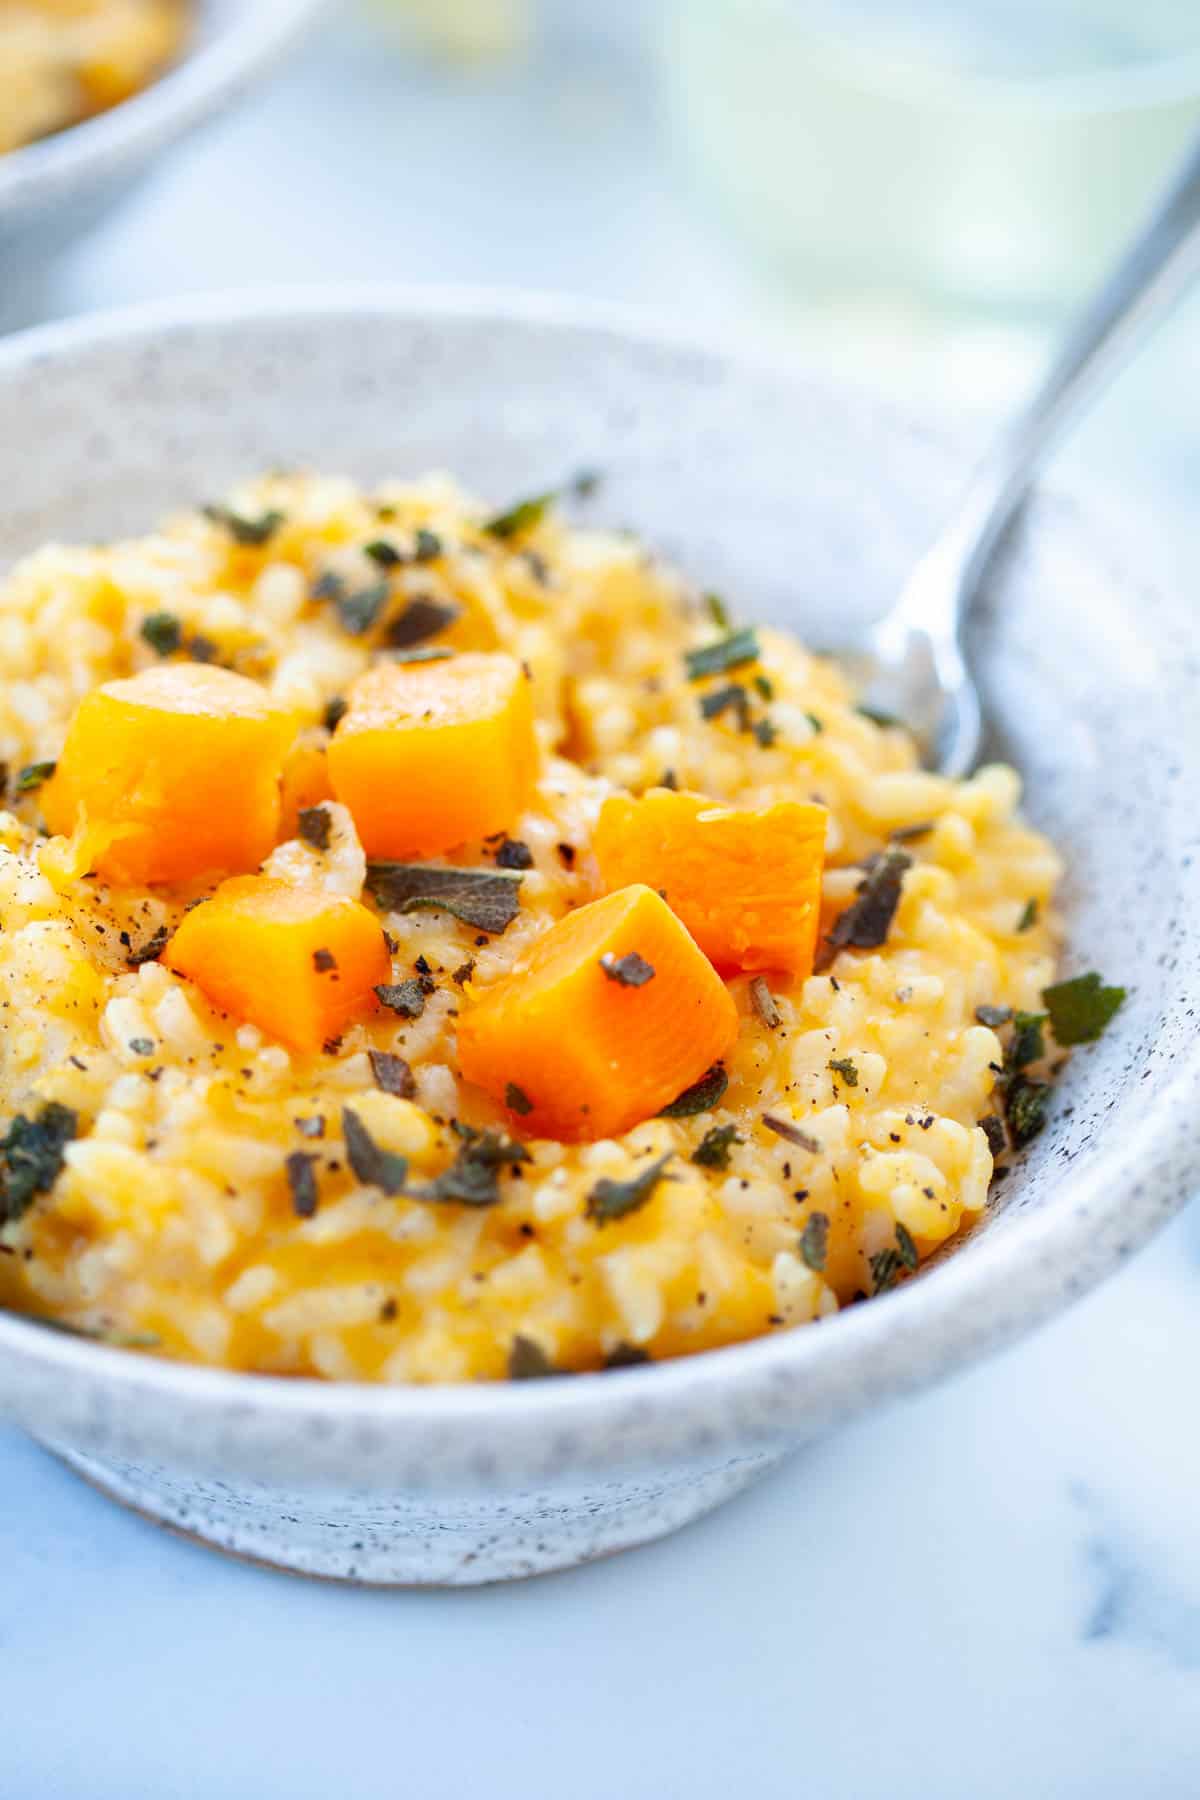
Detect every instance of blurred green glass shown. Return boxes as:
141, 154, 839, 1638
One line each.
664, 0, 1200, 312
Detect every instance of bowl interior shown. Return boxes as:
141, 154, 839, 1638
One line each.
0, 291, 1195, 1464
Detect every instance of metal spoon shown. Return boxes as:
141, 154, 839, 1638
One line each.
855, 131, 1200, 778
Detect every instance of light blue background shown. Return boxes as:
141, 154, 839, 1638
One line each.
4, 9, 1199, 1794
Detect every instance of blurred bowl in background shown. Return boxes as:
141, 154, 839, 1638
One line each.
0, 0, 325, 294
664, 0, 1200, 314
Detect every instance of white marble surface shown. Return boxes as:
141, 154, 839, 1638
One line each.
3, 8, 1200, 1793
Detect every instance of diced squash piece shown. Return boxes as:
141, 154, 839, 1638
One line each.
593, 789, 828, 976
41, 663, 296, 887
457, 884, 738, 1141
163, 875, 390, 1053
327, 653, 537, 857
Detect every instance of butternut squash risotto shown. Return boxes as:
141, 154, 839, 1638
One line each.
0, 473, 1122, 1382
0, 0, 187, 155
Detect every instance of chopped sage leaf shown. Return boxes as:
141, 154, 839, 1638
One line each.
0, 1102, 77, 1224
203, 505, 285, 547
753, 717, 778, 748
335, 580, 389, 636
805, 711, 825, 735
659, 1063, 728, 1117
895, 1221, 919, 1271
342, 1107, 407, 1196
705, 591, 732, 631
599, 950, 656, 988
754, 673, 775, 701
869, 1246, 904, 1294
389, 646, 455, 664
1005, 1076, 1050, 1147
762, 1113, 821, 1154
890, 821, 935, 844
385, 596, 460, 648
413, 527, 443, 562
692, 1123, 742, 1171
140, 611, 182, 657
375, 979, 427, 1019
365, 863, 522, 935
603, 1341, 651, 1369
368, 1050, 415, 1099
586, 1151, 675, 1225
484, 492, 555, 540
685, 627, 760, 682
856, 703, 901, 729
505, 1081, 534, 1117
297, 805, 332, 851
15, 760, 56, 794
975, 1003, 1014, 1029
749, 976, 781, 1029
1007, 1011, 1047, 1073
363, 539, 402, 567
128, 1037, 155, 1057
323, 695, 348, 732
799, 1210, 829, 1272
828, 1056, 859, 1087
285, 1151, 320, 1219
1017, 897, 1039, 932
404, 1124, 530, 1208
508, 1334, 565, 1379
700, 682, 751, 729
825, 850, 911, 955
1043, 971, 1127, 1046
980, 1113, 1008, 1158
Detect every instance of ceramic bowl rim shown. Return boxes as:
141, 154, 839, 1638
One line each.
0, 0, 326, 211
0, 281, 1195, 1448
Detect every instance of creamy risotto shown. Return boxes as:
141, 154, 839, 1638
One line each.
0, 473, 1122, 1382
0, 0, 187, 154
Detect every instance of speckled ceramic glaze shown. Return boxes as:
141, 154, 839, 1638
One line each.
0, 289, 1196, 1585
0, 0, 323, 293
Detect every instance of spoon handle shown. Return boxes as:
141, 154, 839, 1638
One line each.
951, 128, 1200, 586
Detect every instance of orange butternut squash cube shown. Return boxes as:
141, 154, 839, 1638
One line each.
457, 884, 738, 1142
327, 653, 537, 858
279, 735, 335, 838
41, 663, 296, 887
593, 789, 828, 976
163, 876, 391, 1053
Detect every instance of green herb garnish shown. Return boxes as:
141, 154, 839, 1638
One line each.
705, 592, 732, 630
508, 1334, 566, 1379
140, 611, 182, 657
799, 1211, 829, 1272
691, 1123, 742, 1171
600, 950, 656, 988
494, 837, 533, 871
586, 1152, 675, 1225
404, 1124, 531, 1208
342, 1107, 408, 1196
366, 863, 522, 935
505, 1081, 534, 1116
980, 1114, 1008, 1157
386, 596, 460, 648
127, 1038, 155, 1057
825, 850, 911, 955
752, 717, 778, 748
1043, 972, 1126, 1046
762, 1113, 821, 1153
15, 761, 56, 794
323, 695, 348, 732
285, 1151, 319, 1219
1007, 1011, 1047, 1072
124, 925, 169, 968
375, 979, 427, 1019
1005, 1076, 1050, 1147
895, 1222, 919, 1271
368, 1050, 415, 1099
0, 1102, 77, 1224
828, 1056, 859, 1087
413, 527, 443, 562
856, 703, 901, 729
869, 1246, 904, 1294
685, 628, 760, 682
699, 683, 751, 729
659, 1063, 728, 1117
363, 539, 402, 568
1017, 897, 1039, 932
603, 1341, 651, 1369
335, 580, 390, 636
204, 505, 285, 547
483, 492, 555, 541
975, 1004, 1014, 1029
297, 805, 332, 851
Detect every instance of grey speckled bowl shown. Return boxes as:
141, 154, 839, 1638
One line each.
0, 0, 323, 286
0, 288, 1197, 1585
